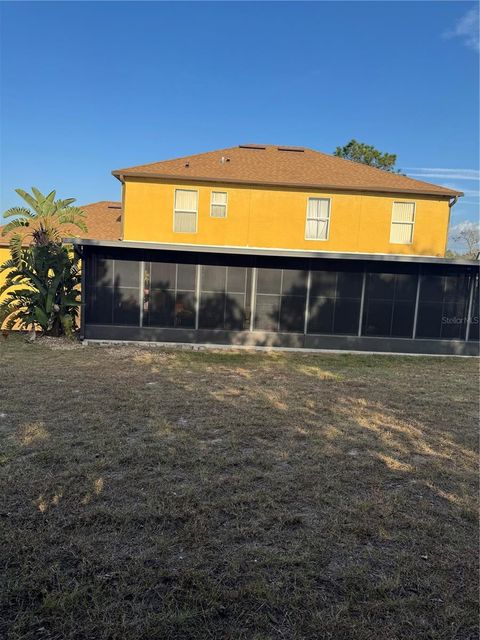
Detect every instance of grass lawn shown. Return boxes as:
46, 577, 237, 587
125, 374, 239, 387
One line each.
1, 336, 478, 640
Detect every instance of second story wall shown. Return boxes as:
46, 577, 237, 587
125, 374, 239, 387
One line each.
122, 177, 451, 257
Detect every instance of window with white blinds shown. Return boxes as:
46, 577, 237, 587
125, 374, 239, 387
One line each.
305, 198, 330, 240
174, 189, 198, 233
211, 191, 228, 218
390, 202, 415, 244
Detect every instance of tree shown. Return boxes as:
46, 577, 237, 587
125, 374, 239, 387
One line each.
334, 139, 400, 173
1, 187, 87, 266
450, 222, 480, 260
0, 187, 87, 338
0, 244, 81, 337
444, 249, 459, 259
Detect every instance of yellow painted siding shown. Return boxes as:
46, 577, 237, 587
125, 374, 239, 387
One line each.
0, 246, 11, 297
123, 178, 450, 257
0, 246, 19, 328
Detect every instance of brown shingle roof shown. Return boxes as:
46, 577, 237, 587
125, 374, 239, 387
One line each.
0, 201, 122, 247
113, 144, 462, 198
76, 201, 122, 241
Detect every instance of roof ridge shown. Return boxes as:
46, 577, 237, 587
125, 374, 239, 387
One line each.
113, 146, 240, 174
110, 144, 462, 198
82, 200, 121, 206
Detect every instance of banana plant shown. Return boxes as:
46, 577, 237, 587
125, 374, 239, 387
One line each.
1, 187, 87, 266
0, 244, 81, 337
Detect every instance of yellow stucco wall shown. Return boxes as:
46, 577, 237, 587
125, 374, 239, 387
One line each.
0, 246, 17, 328
0, 246, 11, 294
122, 178, 451, 257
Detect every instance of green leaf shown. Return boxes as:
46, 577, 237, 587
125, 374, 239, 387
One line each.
2, 218, 30, 234
61, 314, 73, 337
31, 187, 46, 203
57, 197, 76, 207
9, 234, 26, 268
34, 306, 49, 329
62, 296, 81, 306
1, 206, 35, 221
15, 188, 42, 214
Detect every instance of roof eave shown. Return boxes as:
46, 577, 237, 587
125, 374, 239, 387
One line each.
111, 170, 462, 198
68, 237, 479, 266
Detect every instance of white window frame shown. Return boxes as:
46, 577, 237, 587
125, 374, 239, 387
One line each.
390, 201, 415, 245
304, 197, 331, 241
210, 191, 228, 218
173, 188, 198, 233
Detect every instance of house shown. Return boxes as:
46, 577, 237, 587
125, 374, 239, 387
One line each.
115, 144, 460, 257
18, 145, 480, 354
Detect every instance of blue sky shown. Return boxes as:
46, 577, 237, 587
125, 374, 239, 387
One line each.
1, 1, 478, 236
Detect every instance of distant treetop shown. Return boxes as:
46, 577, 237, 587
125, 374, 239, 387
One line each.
334, 139, 400, 173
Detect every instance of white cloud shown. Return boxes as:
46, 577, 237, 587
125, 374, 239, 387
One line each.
446, 184, 479, 197
439, 182, 480, 198
444, 6, 479, 51
404, 171, 480, 200
448, 220, 480, 254
461, 188, 480, 197
405, 168, 480, 181
450, 220, 480, 235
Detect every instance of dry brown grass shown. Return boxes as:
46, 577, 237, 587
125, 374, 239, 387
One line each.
0, 336, 478, 639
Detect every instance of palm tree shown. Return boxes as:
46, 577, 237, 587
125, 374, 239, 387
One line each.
0, 244, 81, 336
1, 187, 87, 265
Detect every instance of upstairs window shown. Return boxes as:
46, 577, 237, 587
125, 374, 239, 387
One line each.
174, 189, 198, 233
390, 202, 415, 244
211, 191, 228, 218
305, 198, 330, 240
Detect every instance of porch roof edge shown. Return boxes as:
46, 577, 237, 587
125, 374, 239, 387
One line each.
66, 238, 480, 267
